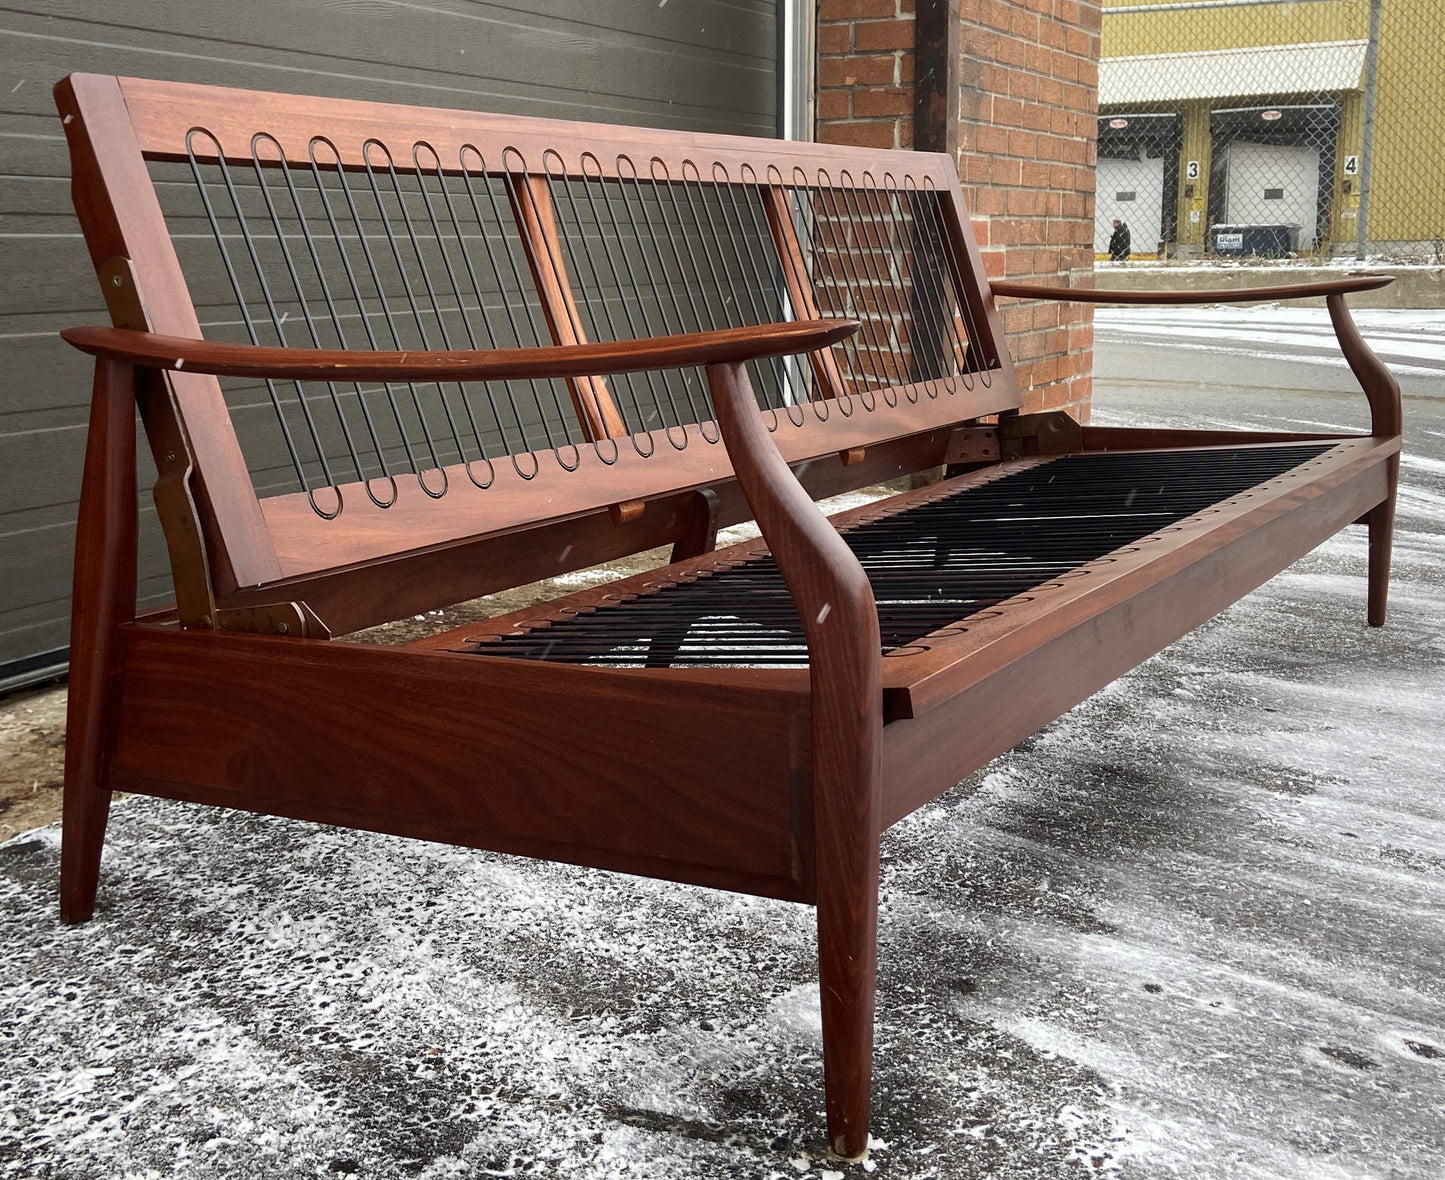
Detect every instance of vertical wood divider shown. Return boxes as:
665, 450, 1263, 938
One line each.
506, 173, 629, 442
762, 185, 850, 402
507, 170, 644, 522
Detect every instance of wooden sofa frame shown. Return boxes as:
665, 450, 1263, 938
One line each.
55, 73, 1401, 1159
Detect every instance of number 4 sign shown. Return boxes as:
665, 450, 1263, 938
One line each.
1344, 155, 1360, 175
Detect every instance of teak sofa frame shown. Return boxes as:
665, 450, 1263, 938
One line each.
55, 74, 1402, 1158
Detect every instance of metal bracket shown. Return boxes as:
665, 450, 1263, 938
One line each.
943, 426, 1000, 465
97, 255, 150, 331
214, 601, 331, 639
998, 411, 1083, 460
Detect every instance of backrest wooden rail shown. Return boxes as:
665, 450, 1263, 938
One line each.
57, 73, 1019, 622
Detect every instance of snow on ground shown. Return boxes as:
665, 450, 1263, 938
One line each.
1094, 306, 1445, 379
2, 309, 1442, 1179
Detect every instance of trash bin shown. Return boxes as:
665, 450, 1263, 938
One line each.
1208, 224, 1302, 258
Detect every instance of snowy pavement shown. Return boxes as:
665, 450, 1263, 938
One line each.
1094, 306, 1445, 380
2, 309, 1443, 1179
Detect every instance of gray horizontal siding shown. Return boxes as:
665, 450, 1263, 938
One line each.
0, 0, 777, 676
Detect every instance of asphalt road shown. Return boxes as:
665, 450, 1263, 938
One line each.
1093, 306, 1445, 462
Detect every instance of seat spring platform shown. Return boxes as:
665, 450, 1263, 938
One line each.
469, 444, 1332, 668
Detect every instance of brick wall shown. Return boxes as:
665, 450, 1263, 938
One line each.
817, 0, 1101, 420
817, 0, 917, 150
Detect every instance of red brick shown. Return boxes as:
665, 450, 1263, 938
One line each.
818, 24, 853, 55
818, 55, 897, 88
1023, 103, 1053, 133
1006, 129, 1038, 158
819, 0, 899, 18
990, 219, 1020, 245
853, 86, 912, 117
816, 90, 851, 120
991, 157, 1023, 186
854, 18, 914, 52
1064, 26, 1092, 57
1009, 71, 1039, 101
1021, 160, 1050, 189
1005, 188, 1038, 217
974, 125, 1009, 155
818, 121, 898, 149
991, 96, 1026, 127
973, 187, 1007, 215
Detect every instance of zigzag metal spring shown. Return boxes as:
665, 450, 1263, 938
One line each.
469, 445, 1334, 668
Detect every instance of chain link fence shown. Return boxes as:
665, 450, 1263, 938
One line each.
1097, 0, 1444, 263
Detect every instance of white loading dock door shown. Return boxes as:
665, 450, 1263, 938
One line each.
1223, 140, 1320, 249
1096, 153, 1165, 254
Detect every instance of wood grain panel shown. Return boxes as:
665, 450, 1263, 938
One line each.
110, 625, 814, 900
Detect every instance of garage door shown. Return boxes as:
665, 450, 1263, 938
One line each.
1223, 140, 1322, 251
1096, 153, 1166, 256
0, 1, 781, 690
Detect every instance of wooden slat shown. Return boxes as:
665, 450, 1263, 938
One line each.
226, 427, 964, 637
762, 185, 850, 400
114, 74, 963, 186
256, 384, 1007, 578
111, 625, 814, 901
506, 174, 628, 441
881, 443, 1392, 828
425, 452, 1054, 651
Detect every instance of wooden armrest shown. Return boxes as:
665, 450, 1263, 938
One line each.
989, 274, 1392, 304
60, 319, 861, 382
991, 275, 1401, 438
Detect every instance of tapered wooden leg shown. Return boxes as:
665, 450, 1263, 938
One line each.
816, 791, 881, 1161
811, 645, 884, 1162
60, 359, 137, 923
1366, 459, 1398, 628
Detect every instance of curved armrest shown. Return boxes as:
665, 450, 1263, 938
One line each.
991, 275, 1402, 437
989, 274, 1392, 304
61, 319, 861, 382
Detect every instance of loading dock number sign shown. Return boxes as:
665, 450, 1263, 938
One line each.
1344, 155, 1360, 176
1186, 160, 1200, 180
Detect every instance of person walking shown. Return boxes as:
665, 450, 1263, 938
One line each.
1109, 218, 1131, 262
